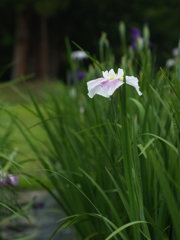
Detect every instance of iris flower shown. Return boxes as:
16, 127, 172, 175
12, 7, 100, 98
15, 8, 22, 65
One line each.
87, 68, 142, 98
71, 50, 88, 60
131, 27, 142, 50
8, 174, 18, 187
131, 27, 152, 51
166, 47, 179, 68
0, 170, 18, 188
69, 71, 85, 85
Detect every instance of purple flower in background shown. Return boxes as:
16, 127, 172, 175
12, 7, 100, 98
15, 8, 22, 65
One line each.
131, 27, 141, 41
131, 27, 141, 50
69, 71, 85, 85
7, 174, 18, 187
0, 171, 18, 188
131, 27, 152, 51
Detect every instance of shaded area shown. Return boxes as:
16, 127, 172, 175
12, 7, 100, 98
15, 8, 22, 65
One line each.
0, 0, 180, 81
2, 190, 77, 240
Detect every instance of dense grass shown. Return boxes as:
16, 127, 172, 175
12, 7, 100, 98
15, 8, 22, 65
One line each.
1, 24, 180, 239
0, 81, 53, 189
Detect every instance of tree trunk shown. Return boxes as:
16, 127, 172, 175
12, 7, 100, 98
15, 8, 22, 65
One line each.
50, 43, 61, 78
49, 19, 61, 79
36, 16, 49, 79
11, 14, 29, 79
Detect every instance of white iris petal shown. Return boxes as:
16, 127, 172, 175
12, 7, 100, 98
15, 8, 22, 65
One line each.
117, 68, 124, 78
109, 69, 116, 80
126, 76, 142, 96
102, 70, 109, 78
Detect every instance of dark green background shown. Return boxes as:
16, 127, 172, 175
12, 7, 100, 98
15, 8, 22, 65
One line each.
0, 0, 179, 81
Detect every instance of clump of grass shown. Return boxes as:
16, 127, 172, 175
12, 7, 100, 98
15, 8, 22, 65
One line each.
4, 23, 180, 239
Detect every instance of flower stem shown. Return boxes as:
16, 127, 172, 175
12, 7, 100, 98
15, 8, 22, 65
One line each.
120, 75, 141, 240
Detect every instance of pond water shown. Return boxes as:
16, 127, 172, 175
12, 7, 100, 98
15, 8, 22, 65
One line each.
2, 190, 77, 240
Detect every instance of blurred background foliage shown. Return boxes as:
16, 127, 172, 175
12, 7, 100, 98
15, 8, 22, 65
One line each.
0, 0, 179, 81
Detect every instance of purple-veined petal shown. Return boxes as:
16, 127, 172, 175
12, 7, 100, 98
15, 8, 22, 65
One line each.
102, 79, 124, 96
88, 78, 124, 98
126, 76, 142, 96
87, 78, 108, 90
88, 84, 109, 98
87, 78, 109, 98
88, 79, 110, 98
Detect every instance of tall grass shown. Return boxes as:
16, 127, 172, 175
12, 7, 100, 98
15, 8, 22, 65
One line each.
5, 23, 180, 239
0, 74, 39, 239
0, 123, 29, 239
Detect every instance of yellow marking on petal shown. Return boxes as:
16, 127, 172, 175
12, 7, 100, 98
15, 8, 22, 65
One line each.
109, 76, 115, 81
